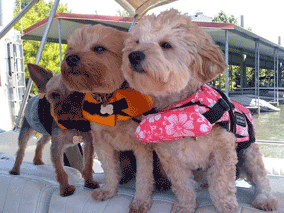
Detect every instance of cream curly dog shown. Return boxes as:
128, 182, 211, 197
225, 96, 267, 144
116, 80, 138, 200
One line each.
61, 24, 154, 213
122, 9, 278, 213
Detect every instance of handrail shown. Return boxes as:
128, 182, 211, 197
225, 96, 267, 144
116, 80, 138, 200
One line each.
0, 0, 40, 40
13, 0, 61, 131
256, 140, 284, 145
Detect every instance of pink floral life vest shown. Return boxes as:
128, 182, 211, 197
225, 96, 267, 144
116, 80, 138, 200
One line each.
136, 84, 256, 144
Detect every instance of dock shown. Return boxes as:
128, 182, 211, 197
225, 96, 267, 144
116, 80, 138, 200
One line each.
231, 95, 281, 112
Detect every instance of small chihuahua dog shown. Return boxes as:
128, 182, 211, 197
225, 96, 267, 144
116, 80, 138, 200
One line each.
10, 64, 99, 197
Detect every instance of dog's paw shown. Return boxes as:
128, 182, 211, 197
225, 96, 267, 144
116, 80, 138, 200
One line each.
252, 193, 278, 211
9, 169, 20, 175
60, 185, 75, 197
129, 198, 151, 213
92, 187, 116, 201
84, 179, 100, 189
172, 204, 196, 213
215, 199, 239, 213
33, 157, 44, 165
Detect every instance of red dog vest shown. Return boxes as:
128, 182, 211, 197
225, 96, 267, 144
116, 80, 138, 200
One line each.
136, 84, 256, 145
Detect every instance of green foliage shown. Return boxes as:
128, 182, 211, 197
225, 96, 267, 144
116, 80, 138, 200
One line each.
212, 10, 238, 25
14, 0, 30, 9
14, 0, 70, 95
116, 9, 131, 17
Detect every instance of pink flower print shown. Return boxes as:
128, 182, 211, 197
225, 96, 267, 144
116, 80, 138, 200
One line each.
137, 129, 145, 139
148, 115, 155, 123
207, 98, 216, 107
150, 125, 156, 131
194, 105, 200, 112
165, 114, 195, 137
196, 105, 207, 114
154, 114, 161, 120
200, 124, 210, 132
196, 115, 207, 123
148, 114, 161, 123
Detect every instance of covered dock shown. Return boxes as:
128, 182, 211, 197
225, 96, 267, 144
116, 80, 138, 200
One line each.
18, 12, 284, 112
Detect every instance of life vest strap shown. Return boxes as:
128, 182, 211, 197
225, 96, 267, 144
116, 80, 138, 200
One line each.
202, 98, 230, 124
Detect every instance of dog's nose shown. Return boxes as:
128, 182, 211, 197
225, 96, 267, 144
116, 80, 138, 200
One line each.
61, 103, 71, 113
66, 55, 80, 67
128, 51, 145, 67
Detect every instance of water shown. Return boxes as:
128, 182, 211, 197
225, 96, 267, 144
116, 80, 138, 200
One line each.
252, 105, 284, 158
253, 105, 284, 141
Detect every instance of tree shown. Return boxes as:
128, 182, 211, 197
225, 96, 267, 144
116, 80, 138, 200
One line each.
15, 0, 30, 9
212, 10, 238, 25
116, 9, 131, 17
14, 0, 70, 95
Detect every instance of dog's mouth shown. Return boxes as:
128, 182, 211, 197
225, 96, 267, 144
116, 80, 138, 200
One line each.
66, 67, 83, 76
67, 67, 80, 75
132, 64, 145, 73
65, 67, 91, 80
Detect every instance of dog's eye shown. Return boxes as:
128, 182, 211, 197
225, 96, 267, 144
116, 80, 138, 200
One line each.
160, 42, 172, 49
51, 92, 61, 100
92, 46, 106, 53
136, 40, 139, 44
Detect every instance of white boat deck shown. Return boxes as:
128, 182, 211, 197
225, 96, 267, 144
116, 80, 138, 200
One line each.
1, 130, 284, 212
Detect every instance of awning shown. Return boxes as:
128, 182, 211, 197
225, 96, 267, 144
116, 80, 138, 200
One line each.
22, 13, 284, 70
22, 13, 134, 43
114, 0, 178, 18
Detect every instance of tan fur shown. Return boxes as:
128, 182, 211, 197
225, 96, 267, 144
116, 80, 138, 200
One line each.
122, 9, 277, 212
62, 25, 154, 213
10, 64, 99, 197
61, 24, 126, 94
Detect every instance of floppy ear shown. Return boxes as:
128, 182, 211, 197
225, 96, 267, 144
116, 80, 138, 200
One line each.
27, 64, 53, 93
192, 36, 227, 84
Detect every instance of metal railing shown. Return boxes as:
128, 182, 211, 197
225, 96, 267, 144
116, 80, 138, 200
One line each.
12, 0, 61, 131
256, 140, 284, 146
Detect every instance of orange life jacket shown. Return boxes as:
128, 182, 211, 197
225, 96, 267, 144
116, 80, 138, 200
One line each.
83, 88, 153, 126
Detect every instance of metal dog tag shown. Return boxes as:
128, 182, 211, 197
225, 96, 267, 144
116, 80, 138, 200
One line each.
100, 104, 114, 115
73, 136, 83, 144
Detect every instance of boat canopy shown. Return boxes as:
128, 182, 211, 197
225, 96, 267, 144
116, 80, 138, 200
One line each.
114, 0, 178, 18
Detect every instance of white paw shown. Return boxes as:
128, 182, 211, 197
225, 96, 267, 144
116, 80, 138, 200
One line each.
129, 198, 151, 213
172, 204, 196, 213
214, 197, 239, 213
92, 187, 116, 201
252, 193, 278, 211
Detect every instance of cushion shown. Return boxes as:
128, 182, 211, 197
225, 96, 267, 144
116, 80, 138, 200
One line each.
0, 154, 82, 184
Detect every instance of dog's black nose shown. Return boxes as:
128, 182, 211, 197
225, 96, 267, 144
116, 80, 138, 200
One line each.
66, 55, 80, 67
61, 103, 71, 113
128, 51, 145, 67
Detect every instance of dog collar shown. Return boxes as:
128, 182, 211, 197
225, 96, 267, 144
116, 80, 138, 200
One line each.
82, 88, 153, 126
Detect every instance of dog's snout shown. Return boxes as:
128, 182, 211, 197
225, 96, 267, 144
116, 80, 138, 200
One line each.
61, 103, 71, 114
128, 51, 145, 67
66, 55, 80, 67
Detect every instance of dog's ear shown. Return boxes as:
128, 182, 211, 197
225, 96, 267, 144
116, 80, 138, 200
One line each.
192, 37, 227, 84
27, 64, 53, 93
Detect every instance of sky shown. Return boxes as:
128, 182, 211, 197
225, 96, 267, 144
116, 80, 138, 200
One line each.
58, 0, 284, 46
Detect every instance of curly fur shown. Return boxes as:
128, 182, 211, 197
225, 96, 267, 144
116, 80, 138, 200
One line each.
61, 24, 154, 213
122, 9, 277, 212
